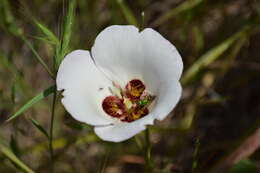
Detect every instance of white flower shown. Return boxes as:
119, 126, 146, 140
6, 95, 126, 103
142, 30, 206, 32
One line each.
56, 25, 183, 142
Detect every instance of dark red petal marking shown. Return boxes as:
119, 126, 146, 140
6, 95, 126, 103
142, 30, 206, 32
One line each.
125, 79, 146, 100
122, 108, 149, 122
102, 79, 154, 122
102, 96, 125, 118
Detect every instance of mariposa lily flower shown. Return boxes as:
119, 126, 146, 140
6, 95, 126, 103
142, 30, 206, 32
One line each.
56, 25, 183, 142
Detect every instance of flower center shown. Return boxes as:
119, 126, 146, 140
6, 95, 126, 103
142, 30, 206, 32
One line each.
102, 79, 155, 122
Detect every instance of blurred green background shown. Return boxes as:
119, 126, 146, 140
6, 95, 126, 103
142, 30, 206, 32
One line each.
0, 0, 260, 172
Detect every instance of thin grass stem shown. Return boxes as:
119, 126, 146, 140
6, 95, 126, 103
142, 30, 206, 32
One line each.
21, 36, 55, 79
144, 127, 153, 172
49, 86, 57, 173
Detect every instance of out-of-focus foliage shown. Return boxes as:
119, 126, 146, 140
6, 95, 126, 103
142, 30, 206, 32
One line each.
229, 160, 257, 173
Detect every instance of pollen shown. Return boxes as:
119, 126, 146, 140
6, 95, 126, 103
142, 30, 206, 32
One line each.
102, 79, 155, 122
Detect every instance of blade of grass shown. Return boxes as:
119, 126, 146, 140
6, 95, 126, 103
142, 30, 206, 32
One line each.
140, 12, 145, 30
116, 0, 138, 27
29, 118, 49, 139
181, 26, 250, 85
20, 36, 55, 78
151, 0, 203, 27
220, 36, 248, 75
144, 128, 153, 172
6, 85, 56, 122
10, 135, 20, 157
135, 136, 143, 150
32, 36, 59, 45
33, 19, 59, 45
55, 0, 76, 69
99, 148, 110, 173
49, 88, 57, 173
0, 143, 35, 173
192, 25, 204, 53
192, 138, 200, 173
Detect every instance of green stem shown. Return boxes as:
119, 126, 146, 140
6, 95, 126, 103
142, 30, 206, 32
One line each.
49, 87, 57, 173
192, 138, 200, 173
140, 12, 145, 31
145, 127, 153, 172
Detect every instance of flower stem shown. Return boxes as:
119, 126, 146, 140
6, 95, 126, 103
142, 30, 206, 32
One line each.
49, 87, 57, 173
144, 127, 153, 172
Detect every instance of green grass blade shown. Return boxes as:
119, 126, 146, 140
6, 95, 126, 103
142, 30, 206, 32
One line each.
192, 138, 200, 172
33, 19, 59, 45
140, 12, 145, 30
56, 0, 76, 69
181, 26, 250, 85
32, 36, 58, 45
7, 85, 56, 122
151, 0, 203, 27
116, 0, 138, 27
21, 36, 55, 78
29, 118, 49, 139
0, 143, 35, 173
10, 135, 20, 157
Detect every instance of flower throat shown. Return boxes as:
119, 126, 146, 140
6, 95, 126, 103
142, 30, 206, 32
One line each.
102, 79, 155, 122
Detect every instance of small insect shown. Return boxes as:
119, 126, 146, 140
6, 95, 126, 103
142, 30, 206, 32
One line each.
99, 87, 103, 91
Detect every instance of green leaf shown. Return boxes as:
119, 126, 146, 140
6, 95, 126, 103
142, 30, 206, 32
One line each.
7, 85, 56, 122
0, 143, 35, 173
116, 0, 138, 27
181, 26, 250, 84
33, 19, 59, 45
229, 159, 257, 173
55, 0, 76, 69
29, 118, 49, 139
151, 0, 203, 27
32, 36, 58, 45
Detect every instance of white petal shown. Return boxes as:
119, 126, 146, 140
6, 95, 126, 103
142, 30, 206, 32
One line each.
140, 28, 183, 80
151, 81, 182, 120
138, 28, 183, 120
56, 50, 116, 126
91, 25, 144, 86
94, 115, 154, 142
